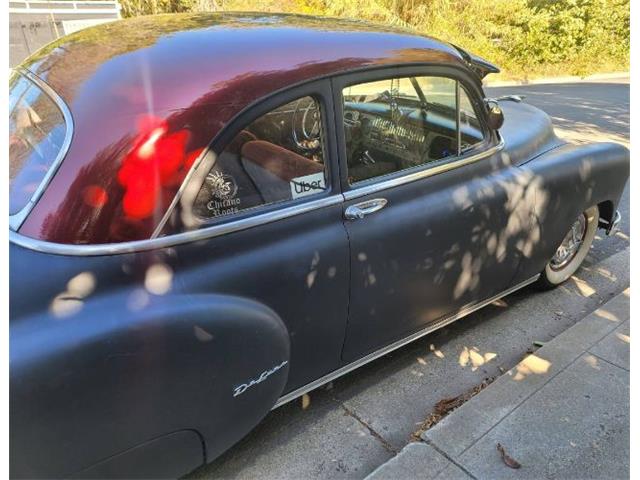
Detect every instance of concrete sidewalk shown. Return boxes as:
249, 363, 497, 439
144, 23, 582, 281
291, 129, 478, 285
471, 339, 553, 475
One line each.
367, 289, 630, 480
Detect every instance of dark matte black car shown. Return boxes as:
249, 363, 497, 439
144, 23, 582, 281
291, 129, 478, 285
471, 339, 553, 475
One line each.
9, 13, 628, 479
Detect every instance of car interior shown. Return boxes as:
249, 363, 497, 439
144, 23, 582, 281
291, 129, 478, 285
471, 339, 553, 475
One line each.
192, 96, 326, 219
342, 76, 484, 183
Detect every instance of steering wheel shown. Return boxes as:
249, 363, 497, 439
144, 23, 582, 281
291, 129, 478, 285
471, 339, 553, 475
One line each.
292, 98, 321, 151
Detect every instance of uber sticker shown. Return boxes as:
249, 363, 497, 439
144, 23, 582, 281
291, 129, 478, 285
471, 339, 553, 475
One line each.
290, 172, 326, 199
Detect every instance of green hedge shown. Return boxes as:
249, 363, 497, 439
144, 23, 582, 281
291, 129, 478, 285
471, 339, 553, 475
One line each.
119, 0, 629, 79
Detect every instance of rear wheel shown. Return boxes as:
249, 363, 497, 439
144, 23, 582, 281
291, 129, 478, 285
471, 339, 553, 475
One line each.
538, 205, 598, 289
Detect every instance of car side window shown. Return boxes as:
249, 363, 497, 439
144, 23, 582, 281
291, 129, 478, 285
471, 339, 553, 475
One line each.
192, 96, 328, 219
459, 87, 484, 151
342, 76, 485, 184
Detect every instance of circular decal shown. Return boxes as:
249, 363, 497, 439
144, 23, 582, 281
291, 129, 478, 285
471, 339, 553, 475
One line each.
205, 171, 241, 217
206, 171, 238, 200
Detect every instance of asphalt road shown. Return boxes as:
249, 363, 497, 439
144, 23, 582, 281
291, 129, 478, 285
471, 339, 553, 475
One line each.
187, 79, 630, 480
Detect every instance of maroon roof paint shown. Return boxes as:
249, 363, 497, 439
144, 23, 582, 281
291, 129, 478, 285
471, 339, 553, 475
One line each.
18, 12, 466, 244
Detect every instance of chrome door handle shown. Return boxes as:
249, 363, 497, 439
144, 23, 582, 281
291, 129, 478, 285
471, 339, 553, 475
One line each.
344, 198, 388, 220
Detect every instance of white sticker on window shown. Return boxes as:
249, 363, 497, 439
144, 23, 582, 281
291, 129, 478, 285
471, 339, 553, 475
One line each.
290, 172, 326, 199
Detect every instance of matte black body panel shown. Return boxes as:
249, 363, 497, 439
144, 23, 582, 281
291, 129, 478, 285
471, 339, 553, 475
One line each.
511, 141, 629, 283
11, 252, 291, 477
341, 145, 533, 360
497, 101, 565, 164
70, 431, 204, 479
11, 191, 351, 478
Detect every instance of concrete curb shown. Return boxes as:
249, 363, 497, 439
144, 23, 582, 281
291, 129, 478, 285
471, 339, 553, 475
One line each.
485, 71, 629, 87
366, 284, 630, 480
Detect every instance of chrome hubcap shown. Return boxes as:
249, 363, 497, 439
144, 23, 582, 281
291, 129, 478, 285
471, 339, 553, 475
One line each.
550, 213, 587, 270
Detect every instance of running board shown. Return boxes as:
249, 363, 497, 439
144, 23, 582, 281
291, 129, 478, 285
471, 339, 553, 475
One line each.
273, 274, 540, 409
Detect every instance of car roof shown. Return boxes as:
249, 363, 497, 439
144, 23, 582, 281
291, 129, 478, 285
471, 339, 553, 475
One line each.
22, 12, 466, 116
17, 12, 469, 245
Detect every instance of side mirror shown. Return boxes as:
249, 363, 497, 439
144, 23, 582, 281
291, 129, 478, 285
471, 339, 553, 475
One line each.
485, 100, 504, 130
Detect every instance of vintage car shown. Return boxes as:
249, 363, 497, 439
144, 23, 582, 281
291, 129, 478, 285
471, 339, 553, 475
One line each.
10, 12, 628, 479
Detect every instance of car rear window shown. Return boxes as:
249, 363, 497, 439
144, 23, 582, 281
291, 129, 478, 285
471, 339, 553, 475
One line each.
9, 71, 69, 217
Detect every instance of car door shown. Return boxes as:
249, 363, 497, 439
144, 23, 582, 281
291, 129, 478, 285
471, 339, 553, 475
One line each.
334, 66, 535, 362
162, 80, 352, 392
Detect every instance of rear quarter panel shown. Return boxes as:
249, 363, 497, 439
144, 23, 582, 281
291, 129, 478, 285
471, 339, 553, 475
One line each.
10, 244, 290, 478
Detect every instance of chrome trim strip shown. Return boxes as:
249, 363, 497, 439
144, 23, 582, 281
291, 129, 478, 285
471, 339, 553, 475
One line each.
455, 80, 461, 156
273, 274, 539, 409
9, 194, 344, 256
343, 137, 504, 201
150, 147, 212, 239
9, 68, 75, 231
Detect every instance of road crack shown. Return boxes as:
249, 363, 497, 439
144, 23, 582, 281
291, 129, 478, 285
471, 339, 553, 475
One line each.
338, 403, 399, 454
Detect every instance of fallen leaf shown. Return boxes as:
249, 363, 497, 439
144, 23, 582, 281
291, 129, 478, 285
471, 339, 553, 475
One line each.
497, 443, 521, 469
301, 393, 311, 410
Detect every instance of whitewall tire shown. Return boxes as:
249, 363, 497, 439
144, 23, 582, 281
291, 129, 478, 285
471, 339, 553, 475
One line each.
538, 205, 599, 289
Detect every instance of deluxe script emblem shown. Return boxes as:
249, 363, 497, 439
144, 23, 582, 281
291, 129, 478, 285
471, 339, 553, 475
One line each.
233, 360, 288, 397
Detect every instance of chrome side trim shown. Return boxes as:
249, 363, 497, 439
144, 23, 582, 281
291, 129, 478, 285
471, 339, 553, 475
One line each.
455, 80, 461, 156
9, 68, 75, 231
344, 137, 504, 201
9, 194, 343, 256
273, 273, 539, 409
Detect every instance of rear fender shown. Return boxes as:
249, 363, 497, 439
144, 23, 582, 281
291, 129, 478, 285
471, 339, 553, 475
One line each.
10, 292, 289, 478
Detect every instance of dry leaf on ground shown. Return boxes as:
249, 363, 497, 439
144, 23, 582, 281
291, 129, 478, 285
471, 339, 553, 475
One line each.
497, 443, 522, 469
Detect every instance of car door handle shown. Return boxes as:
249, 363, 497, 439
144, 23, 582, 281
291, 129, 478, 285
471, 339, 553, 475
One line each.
344, 198, 388, 220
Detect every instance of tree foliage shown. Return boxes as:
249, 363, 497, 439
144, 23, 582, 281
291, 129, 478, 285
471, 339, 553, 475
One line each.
118, 0, 629, 79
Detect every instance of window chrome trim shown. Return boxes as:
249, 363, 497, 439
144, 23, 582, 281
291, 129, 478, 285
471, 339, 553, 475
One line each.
455, 80, 462, 156
273, 273, 539, 409
153, 91, 334, 239
9, 68, 74, 231
344, 135, 504, 201
9, 194, 344, 256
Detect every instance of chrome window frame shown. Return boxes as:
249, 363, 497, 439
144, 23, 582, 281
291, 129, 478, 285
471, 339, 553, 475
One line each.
332, 65, 496, 194
9, 68, 74, 231
335, 67, 500, 200
343, 134, 504, 201
153, 93, 333, 237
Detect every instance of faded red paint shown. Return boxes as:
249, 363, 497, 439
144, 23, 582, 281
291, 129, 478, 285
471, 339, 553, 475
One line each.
16, 13, 467, 244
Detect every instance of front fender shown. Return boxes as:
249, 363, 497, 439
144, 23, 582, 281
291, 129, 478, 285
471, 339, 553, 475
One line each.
515, 141, 629, 280
10, 291, 290, 478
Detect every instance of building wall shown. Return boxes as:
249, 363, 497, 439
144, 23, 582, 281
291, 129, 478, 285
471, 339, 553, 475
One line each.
10, 1, 121, 67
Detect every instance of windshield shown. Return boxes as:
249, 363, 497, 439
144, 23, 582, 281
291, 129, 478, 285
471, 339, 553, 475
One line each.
9, 71, 68, 216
